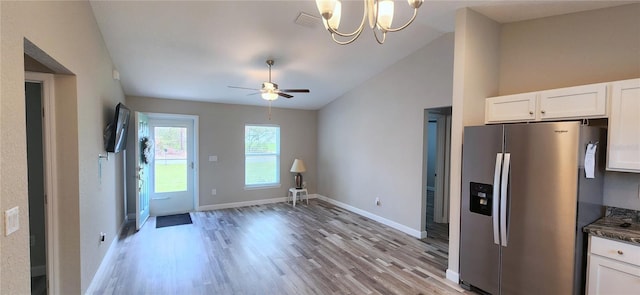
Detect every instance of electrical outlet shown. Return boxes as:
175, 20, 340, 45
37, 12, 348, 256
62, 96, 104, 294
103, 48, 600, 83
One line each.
375, 197, 381, 206
211, 189, 217, 195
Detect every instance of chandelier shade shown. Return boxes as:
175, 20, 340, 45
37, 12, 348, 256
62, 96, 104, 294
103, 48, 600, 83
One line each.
315, 0, 424, 45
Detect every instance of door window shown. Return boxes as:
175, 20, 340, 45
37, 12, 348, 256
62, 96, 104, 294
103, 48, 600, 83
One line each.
153, 126, 188, 193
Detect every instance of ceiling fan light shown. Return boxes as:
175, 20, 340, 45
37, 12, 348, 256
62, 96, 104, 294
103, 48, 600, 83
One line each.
263, 82, 276, 90
315, 0, 337, 20
261, 91, 278, 101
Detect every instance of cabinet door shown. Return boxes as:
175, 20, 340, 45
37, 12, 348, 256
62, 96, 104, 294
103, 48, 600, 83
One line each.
607, 79, 640, 172
539, 83, 607, 120
587, 254, 640, 295
485, 93, 536, 124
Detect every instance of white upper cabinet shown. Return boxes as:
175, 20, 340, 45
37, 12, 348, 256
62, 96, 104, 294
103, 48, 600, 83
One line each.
539, 83, 607, 120
485, 82, 608, 124
485, 93, 537, 123
606, 78, 640, 172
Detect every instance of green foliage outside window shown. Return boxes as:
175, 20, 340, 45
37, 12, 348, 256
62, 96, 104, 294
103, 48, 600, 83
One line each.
245, 125, 280, 186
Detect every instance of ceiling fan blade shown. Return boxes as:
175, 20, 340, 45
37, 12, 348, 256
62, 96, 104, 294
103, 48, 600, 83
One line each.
278, 92, 293, 99
228, 86, 260, 91
279, 89, 310, 93
247, 92, 261, 96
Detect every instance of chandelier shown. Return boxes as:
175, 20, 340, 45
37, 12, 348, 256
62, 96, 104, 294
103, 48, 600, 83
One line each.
315, 0, 424, 45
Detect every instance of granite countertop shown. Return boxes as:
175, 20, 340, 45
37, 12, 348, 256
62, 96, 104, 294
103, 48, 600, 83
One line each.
583, 207, 640, 245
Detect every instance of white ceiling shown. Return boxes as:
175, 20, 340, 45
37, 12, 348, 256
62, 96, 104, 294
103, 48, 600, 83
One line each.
90, 0, 633, 110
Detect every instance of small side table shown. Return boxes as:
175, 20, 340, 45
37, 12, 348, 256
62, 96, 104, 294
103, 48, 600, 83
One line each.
288, 188, 308, 207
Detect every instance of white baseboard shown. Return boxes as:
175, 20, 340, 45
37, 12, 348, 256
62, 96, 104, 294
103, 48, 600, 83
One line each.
31, 265, 46, 277
419, 230, 428, 239
198, 197, 285, 211
316, 194, 423, 239
198, 194, 318, 211
86, 223, 125, 294
446, 269, 460, 283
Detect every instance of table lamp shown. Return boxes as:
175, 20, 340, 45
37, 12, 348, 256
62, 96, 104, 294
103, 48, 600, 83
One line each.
290, 158, 306, 189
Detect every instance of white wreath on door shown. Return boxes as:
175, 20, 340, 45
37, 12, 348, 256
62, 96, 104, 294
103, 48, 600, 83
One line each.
141, 137, 154, 164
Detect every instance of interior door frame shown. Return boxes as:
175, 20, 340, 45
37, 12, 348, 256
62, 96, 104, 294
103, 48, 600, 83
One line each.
25, 72, 59, 294
146, 113, 199, 214
434, 113, 451, 223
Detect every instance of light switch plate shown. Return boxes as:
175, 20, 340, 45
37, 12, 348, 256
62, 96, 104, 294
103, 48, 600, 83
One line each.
5, 206, 19, 236
208, 155, 218, 162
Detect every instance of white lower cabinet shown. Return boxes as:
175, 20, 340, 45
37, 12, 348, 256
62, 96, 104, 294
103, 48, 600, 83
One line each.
587, 236, 640, 295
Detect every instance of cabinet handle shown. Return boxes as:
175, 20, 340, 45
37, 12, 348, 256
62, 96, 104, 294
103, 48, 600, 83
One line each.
617, 250, 624, 255
541, 110, 546, 114
529, 111, 534, 115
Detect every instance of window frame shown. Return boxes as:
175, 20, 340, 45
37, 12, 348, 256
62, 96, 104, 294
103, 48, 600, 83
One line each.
244, 124, 281, 189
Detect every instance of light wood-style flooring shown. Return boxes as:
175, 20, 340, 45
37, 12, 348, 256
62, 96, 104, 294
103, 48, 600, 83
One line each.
92, 200, 468, 294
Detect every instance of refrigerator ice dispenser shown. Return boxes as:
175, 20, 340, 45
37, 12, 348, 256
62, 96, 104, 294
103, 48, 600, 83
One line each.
470, 182, 492, 216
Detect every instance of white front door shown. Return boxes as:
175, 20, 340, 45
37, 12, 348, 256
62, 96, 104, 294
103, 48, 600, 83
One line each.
135, 112, 150, 229
149, 117, 196, 216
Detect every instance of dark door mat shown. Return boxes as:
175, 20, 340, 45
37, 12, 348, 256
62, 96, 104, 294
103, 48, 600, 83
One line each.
156, 213, 192, 228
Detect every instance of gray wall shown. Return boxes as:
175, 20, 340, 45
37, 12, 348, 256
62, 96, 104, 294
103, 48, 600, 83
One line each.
1, 1, 127, 293
317, 33, 455, 232
125, 96, 317, 212
498, 3, 640, 210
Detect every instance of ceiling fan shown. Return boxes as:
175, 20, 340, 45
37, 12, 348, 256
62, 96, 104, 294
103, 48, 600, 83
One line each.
228, 59, 310, 101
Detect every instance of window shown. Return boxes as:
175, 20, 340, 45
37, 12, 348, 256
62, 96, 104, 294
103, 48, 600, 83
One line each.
153, 126, 188, 193
245, 125, 280, 187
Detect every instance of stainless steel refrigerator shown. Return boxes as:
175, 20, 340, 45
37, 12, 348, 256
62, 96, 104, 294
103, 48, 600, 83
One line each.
460, 121, 605, 295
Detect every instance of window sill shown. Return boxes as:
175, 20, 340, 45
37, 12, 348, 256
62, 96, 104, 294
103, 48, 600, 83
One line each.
244, 184, 281, 190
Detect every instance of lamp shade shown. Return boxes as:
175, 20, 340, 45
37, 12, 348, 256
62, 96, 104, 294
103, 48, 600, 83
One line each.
290, 159, 307, 173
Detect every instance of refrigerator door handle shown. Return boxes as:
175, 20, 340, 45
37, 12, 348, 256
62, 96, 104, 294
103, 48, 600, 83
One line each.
493, 153, 503, 245
500, 153, 511, 247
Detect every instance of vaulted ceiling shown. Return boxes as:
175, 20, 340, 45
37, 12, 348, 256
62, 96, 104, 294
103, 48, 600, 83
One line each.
90, 1, 631, 110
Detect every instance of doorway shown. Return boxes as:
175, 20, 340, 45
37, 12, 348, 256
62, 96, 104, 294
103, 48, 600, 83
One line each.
424, 107, 452, 241
25, 72, 57, 295
147, 114, 199, 216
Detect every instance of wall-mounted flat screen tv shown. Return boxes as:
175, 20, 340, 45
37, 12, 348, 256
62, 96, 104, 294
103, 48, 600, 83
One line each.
104, 102, 131, 153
